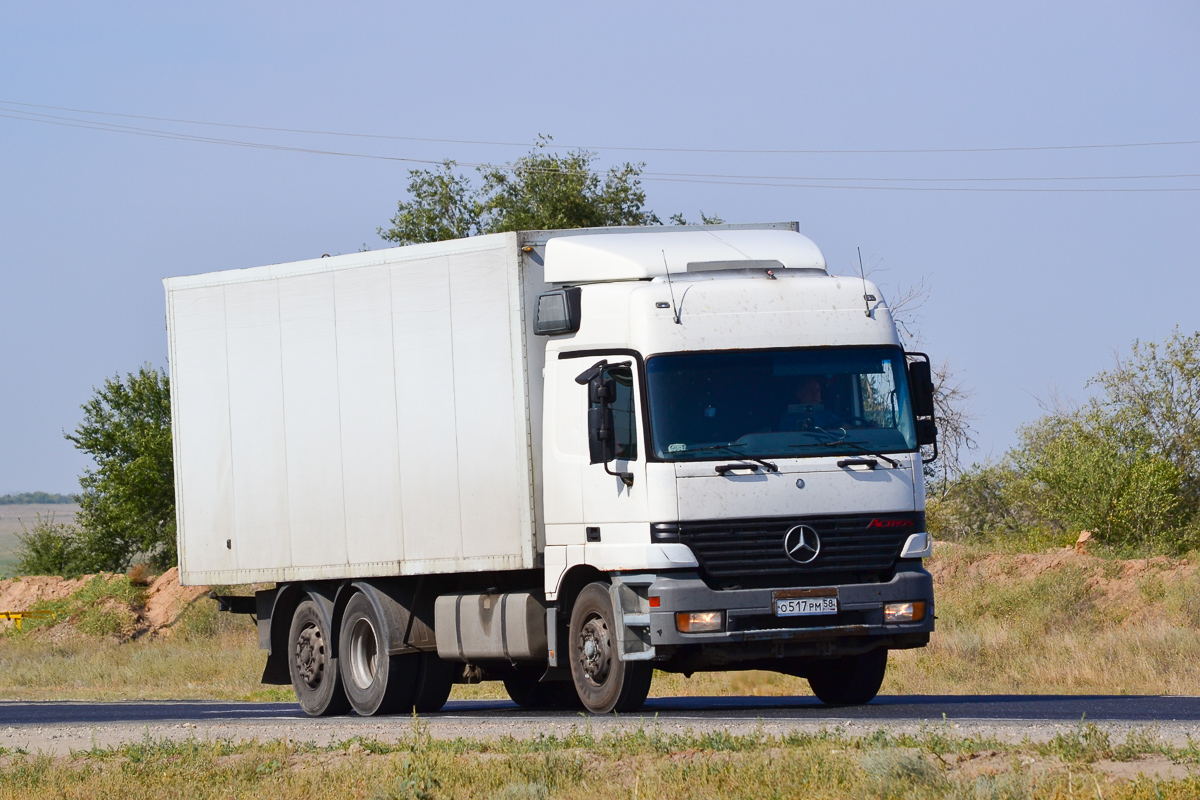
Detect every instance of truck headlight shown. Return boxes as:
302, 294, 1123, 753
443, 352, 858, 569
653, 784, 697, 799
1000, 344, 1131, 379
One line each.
676, 611, 723, 633
884, 601, 927, 623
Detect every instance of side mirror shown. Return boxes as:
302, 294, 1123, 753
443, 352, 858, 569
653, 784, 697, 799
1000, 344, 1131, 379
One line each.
575, 360, 634, 486
908, 360, 935, 419
587, 403, 617, 465
907, 355, 939, 454
916, 418, 938, 447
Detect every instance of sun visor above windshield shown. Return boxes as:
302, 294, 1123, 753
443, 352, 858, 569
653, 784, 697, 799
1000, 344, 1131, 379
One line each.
543, 229, 827, 283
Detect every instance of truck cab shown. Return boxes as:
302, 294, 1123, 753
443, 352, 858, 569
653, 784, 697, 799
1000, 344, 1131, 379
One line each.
531, 227, 936, 710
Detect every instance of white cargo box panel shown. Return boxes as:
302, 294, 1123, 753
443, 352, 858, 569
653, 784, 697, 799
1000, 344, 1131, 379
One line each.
165, 233, 539, 585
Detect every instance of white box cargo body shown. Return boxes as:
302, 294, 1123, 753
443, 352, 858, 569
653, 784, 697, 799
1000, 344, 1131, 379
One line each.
166, 233, 546, 585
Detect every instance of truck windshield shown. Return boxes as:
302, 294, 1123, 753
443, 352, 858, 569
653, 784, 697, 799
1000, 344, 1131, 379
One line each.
645, 347, 917, 461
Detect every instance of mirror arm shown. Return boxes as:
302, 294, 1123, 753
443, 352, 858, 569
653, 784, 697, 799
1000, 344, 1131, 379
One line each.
922, 438, 939, 465
604, 461, 634, 487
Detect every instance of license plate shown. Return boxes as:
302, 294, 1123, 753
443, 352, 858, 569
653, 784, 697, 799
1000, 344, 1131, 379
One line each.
774, 596, 838, 617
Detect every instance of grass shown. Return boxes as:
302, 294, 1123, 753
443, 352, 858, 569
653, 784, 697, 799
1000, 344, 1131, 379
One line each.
15, 575, 144, 637
0, 593, 291, 702
883, 544, 1200, 696
0, 722, 1197, 799
2, 545, 1200, 701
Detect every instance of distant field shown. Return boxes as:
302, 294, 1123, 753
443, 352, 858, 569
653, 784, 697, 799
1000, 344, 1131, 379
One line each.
0, 503, 79, 576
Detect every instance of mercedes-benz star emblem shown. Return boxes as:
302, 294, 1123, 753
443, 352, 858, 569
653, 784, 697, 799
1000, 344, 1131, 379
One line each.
783, 525, 821, 565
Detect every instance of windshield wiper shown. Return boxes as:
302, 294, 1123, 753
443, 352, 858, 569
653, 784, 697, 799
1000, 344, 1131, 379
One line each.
818, 439, 901, 469
684, 443, 779, 473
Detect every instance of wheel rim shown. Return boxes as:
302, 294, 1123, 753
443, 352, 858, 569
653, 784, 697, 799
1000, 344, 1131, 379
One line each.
347, 616, 379, 690
577, 612, 613, 687
294, 622, 327, 689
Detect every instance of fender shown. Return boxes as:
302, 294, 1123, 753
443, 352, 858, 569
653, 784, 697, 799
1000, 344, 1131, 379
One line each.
259, 582, 337, 685
333, 579, 436, 657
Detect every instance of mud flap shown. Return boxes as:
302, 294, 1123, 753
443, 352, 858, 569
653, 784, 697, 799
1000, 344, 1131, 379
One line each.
261, 653, 291, 685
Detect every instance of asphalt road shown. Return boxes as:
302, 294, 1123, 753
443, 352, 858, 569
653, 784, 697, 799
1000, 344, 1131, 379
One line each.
3, 695, 1198, 726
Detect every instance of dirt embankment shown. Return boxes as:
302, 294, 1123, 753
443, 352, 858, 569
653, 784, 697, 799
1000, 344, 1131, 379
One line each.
927, 542, 1197, 618
0, 567, 210, 637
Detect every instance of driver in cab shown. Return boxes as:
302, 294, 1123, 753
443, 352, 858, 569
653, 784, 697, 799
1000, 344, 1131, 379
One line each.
780, 376, 840, 432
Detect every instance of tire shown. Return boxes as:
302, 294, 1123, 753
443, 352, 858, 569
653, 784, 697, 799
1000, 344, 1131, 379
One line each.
288, 599, 351, 717
807, 648, 888, 706
503, 667, 583, 710
412, 653, 455, 713
568, 583, 653, 714
338, 592, 419, 716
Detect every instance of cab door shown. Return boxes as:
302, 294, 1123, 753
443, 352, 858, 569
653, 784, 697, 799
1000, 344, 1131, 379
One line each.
542, 355, 648, 545
578, 358, 648, 526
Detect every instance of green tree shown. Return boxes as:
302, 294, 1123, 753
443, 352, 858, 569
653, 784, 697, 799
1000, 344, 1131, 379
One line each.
66, 365, 176, 571
669, 212, 725, 225
478, 145, 659, 232
379, 138, 713, 245
378, 160, 483, 246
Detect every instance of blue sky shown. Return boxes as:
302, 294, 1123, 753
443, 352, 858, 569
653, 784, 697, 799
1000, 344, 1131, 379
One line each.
1, 2, 1197, 493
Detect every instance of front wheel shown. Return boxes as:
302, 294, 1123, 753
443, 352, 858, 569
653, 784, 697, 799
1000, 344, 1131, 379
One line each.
568, 583, 653, 714
807, 648, 888, 706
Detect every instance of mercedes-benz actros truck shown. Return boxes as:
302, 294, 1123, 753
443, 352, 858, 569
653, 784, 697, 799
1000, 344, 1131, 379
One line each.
165, 222, 938, 716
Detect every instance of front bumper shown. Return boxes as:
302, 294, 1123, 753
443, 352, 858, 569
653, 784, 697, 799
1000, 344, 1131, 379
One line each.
639, 565, 933, 653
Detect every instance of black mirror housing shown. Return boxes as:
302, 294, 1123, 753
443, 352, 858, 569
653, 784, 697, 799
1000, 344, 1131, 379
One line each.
534, 287, 582, 335
906, 353, 939, 461
916, 418, 938, 446
587, 406, 617, 465
588, 376, 616, 406
908, 359, 935, 419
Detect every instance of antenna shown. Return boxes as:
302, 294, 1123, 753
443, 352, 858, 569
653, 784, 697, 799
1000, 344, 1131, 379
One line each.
663, 250, 682, 324
857, 246, 874, 318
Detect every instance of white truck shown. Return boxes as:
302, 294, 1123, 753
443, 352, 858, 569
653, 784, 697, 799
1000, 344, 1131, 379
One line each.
165, 222, 938, 716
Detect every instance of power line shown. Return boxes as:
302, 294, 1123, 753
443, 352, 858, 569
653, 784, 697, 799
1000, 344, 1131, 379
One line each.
3, 98, 1199, 156
2, 107, 1199, 193
0, 110, 462, 168
643, 169, 1200, 184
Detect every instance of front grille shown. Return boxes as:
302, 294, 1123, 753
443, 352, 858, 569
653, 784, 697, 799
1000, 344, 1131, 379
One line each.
677, 512, 921, 590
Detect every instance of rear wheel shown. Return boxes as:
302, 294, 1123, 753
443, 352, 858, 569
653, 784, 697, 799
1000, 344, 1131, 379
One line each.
339, 592, 419, 716
503, 666, 583, 710
807, 648, 888, 706
288, 599, 351, 717
568, 583, 653, 713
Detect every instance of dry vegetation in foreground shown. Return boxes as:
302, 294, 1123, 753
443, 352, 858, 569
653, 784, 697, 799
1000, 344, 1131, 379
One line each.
1, 543, 1199, 701
0, 721, 1198, 799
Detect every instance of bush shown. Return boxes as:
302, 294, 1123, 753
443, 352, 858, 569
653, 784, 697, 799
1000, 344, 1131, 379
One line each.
932, 329, 1200, 554
926, 463, 1037, 542
14, 516, 90, 578
1011, 411, 1189, 551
